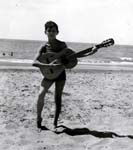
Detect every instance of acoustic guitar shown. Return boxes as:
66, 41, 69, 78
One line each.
38, 38, 114, 79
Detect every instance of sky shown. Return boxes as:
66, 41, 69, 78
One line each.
0, 0, 133, 45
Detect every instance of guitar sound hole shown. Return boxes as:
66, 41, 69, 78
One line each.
50, 69, 53, 74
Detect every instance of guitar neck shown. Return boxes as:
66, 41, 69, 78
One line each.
68, 38, 114, 59
74, 44, 102, 58
76, 47, 94, 58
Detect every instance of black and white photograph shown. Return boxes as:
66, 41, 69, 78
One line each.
0, 0, 133, 149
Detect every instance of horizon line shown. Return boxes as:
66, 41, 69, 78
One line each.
0, 38, 133, 47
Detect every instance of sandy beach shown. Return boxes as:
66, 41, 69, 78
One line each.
0, 69, 133, 150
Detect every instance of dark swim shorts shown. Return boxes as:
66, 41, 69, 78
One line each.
41, 70, 66, 86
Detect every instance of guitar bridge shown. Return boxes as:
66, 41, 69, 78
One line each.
46, 58, 50, 63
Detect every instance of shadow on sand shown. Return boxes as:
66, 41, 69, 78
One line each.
53, 125, 133, 139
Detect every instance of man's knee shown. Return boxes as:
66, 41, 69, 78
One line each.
38, 86, 47, 98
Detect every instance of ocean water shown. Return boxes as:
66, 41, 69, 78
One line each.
0, 38, 133, 64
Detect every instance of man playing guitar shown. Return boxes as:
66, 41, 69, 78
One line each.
32, 21, 98, 130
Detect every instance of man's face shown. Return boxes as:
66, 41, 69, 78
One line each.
45, 27, 58, 40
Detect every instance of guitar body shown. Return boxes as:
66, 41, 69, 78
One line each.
38, 52, 65, 80
38, 49, 78, 80
61, 48, 78, 69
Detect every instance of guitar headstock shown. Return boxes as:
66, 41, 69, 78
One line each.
96, 38, 115, 48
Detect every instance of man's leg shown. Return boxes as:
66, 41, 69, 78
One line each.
37, 79, 53, 128
54, 80, 65, 128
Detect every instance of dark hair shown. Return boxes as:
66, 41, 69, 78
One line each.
44, 21, 59, 33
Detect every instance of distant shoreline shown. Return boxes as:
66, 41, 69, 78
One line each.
0, 58, 133, 71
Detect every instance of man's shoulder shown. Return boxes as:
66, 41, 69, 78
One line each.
56, 39, 67, 48
38, 44, 47, 53
56, 39, 65, 44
